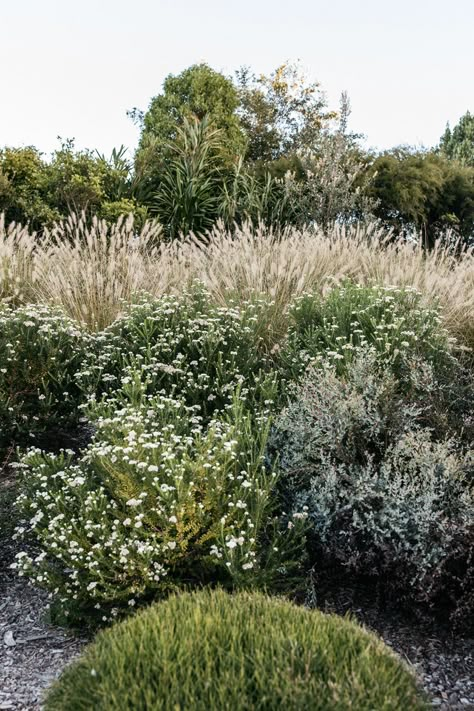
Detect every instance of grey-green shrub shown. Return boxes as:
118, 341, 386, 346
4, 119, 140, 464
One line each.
269, 349, 474, 621
0, 304, 91, 457
44, 589, 426, 711
13, 386, 306, 623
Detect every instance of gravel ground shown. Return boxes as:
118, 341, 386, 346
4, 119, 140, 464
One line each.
0, 575, 87, 710
320, 587, 474, 710
0, 472, 87, 710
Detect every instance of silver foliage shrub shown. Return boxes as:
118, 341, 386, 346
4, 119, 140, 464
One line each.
269, 348, 474, 621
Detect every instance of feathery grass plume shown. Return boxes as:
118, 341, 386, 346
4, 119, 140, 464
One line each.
1, 213, 473, 353
187, 221, 474, 355
33, 213, 164, 330
0, 215, 38, 304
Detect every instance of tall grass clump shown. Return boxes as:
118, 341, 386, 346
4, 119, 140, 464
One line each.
1, 214, 473, 350
0, 215, 38, 304
32, 213, 165, 330
44, 590, 426, 711
190, 223, 474, 355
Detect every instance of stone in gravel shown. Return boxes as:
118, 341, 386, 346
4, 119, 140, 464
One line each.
3, 631, 15, 647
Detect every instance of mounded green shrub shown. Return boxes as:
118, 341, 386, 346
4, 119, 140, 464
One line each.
0, 304, 91, 456
44, 589, 426, 711
13, 386, 306, 623
269, 348, 474, 621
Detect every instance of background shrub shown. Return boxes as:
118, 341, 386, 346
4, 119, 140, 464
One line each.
44, 589, 426, 711
269, 349, 474, 621
0, 304, 91, 458
283, 281, 458, 379
13, 387, 306, 623
78, 285, 281, 421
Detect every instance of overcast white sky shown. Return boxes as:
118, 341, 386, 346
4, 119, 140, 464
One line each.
1, 0, 473, 158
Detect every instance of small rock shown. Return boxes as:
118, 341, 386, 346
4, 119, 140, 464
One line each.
3, 631, 15, 647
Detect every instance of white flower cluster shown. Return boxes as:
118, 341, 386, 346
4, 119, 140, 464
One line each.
75, 287, 278, 425
0, 304, 91, 449
286, 283, 453, 377
12, 384, 297, 620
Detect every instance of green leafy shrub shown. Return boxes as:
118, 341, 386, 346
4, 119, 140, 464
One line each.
13, 386, 306, 623
0, 304, 91, 457
78, 286, 280, 422
269, 349, 474, 621
44, 589, 426, 711
284, 281, 456, 379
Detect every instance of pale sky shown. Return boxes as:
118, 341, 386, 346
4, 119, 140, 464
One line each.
1, 0, 473, 159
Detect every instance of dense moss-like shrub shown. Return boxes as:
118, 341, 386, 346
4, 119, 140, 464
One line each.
0, 304, 91, 456
44, 589, 426, 711
13, 386, 306, 622
269, 350, 474, 621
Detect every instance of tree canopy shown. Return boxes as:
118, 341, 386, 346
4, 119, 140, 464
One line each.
368, 149, 474, 247
440, 111, 474, 167
0, 60, 472, 247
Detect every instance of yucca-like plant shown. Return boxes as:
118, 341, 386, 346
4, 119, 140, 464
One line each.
220, 157, 290, 228
153, 116, 225, 239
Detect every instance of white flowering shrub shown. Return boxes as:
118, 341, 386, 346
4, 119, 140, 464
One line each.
0, 304, 91, 456
77, 286, 281, 422
283, 281, 456, 379
269, 349, 474, 621
13, 384, 307, 623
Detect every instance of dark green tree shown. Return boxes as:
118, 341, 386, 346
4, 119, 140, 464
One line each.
440, 111, 474, 167
132, 63, 246, 198
368, 149, 474, 247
